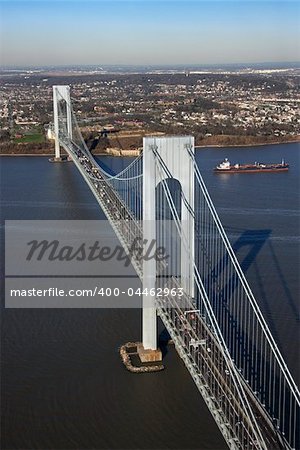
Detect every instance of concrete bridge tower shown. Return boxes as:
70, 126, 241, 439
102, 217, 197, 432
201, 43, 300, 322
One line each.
139, 136, 195, 361
53, 85, 72, 160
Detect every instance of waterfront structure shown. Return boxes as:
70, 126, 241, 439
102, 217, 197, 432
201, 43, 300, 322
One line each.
52, 85, 299, 450
53, 86, 72, 160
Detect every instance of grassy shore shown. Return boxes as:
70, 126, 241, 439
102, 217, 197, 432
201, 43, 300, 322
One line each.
14, 133, 45, 144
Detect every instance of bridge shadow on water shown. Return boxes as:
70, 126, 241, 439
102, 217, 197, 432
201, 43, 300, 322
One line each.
93, 157, 116, 176
161, 227, 299, 368
233, 229, 299, 442
231, 229, 277, 341
266, 238, 299, 322
93, 156, 130, 177
159, 229, 276, 358
159, 227, 299, 442
231, 228, 299, 350
232, 229, 272, 273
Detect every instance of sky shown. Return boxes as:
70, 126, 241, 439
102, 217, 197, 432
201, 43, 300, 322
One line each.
0, 0, 299, 67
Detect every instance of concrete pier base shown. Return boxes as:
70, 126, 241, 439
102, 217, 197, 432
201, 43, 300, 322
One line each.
137, 343, 162, 363
49, 156, 71, 163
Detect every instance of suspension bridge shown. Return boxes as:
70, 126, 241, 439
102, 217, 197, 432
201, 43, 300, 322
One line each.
52, 85, 299, 450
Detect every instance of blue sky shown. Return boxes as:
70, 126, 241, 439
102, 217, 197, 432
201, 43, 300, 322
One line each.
0, 1, 299, 66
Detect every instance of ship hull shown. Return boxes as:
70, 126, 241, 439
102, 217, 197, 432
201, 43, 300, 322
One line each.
214, 167, 289, 174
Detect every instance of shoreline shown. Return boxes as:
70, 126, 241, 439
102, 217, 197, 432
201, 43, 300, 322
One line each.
0, 138, 299, 157
195, 138, 300, 149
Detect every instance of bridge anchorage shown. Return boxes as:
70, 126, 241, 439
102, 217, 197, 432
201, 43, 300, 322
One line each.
52, 85, 300, 450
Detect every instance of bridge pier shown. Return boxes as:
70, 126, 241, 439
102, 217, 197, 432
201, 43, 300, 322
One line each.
142, 136, 195, 357
48, 155, 71, 163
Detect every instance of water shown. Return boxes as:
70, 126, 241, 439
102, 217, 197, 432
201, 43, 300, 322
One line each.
1, 143, 299, 450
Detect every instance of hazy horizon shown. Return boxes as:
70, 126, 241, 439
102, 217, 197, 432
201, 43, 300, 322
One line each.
1, 61, 300, 70
0, 1, 299, 67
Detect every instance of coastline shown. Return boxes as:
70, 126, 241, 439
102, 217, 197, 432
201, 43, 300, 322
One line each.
0, 153, 54, 157
0, 137, 299, 156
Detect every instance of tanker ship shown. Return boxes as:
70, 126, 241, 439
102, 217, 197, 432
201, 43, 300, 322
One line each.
214, 158, 289, 173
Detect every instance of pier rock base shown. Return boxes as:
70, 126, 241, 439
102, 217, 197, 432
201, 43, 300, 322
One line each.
120, 342, 164, 373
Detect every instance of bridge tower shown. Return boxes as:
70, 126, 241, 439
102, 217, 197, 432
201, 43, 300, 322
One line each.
53, 85, 72, 160
140, 136, 195, 360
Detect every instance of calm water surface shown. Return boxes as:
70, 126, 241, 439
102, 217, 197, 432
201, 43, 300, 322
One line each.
1, 143, 299, 450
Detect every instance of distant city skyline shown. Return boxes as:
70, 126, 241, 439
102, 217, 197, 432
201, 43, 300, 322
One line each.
0, 1, 299, 67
